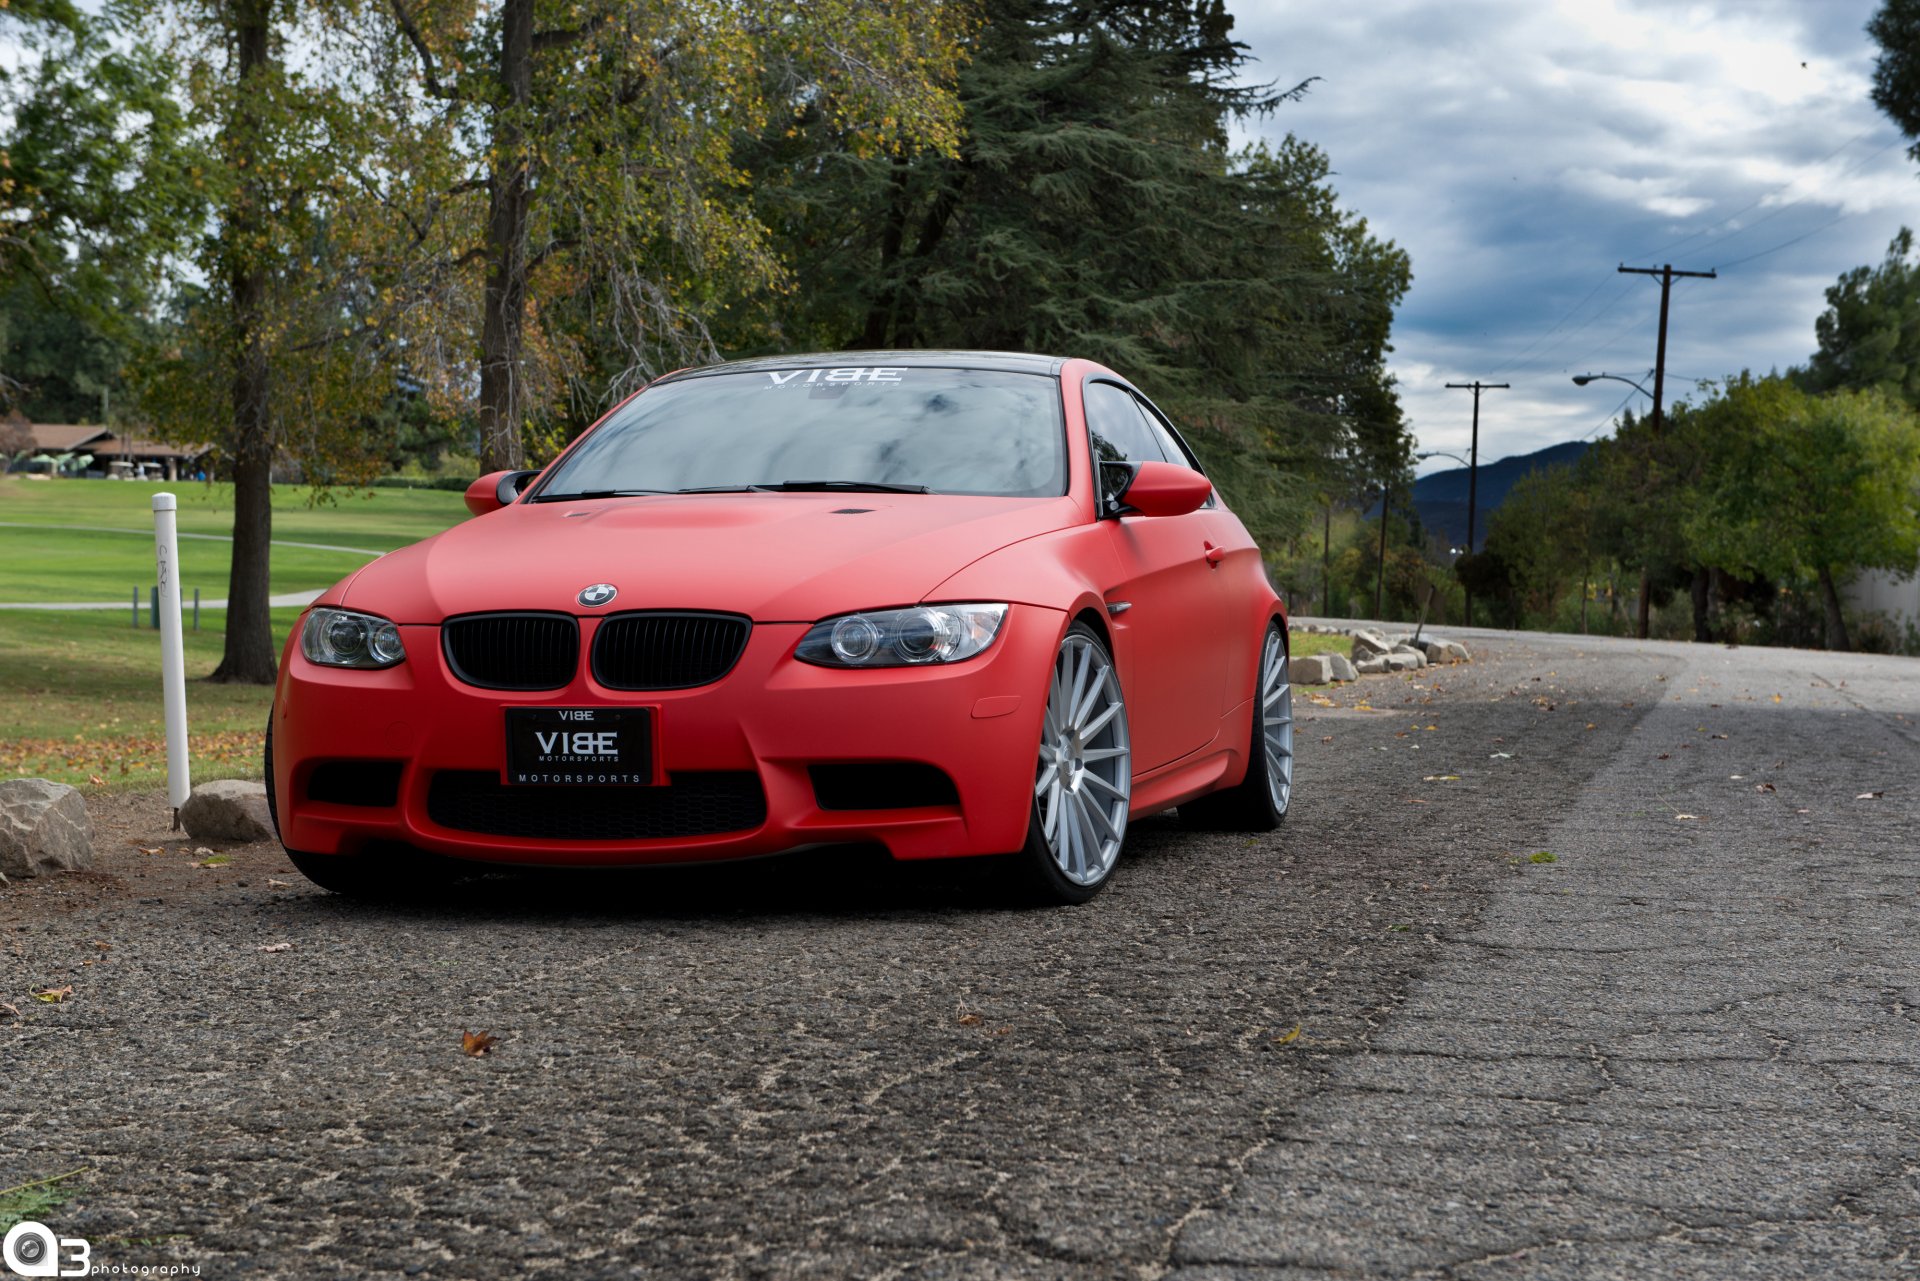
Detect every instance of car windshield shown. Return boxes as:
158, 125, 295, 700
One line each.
534, 366, 1066, 499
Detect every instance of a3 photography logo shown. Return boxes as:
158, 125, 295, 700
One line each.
3, 1221, 89, 1277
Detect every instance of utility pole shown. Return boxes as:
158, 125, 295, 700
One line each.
1618, 263, 1715, 638
1322, 501, 1331, 616
1443, 380, 1508, 627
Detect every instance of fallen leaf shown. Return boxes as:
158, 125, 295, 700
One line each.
957, 1012, 983, 1026
1711, 733, 1728, 740
1272, 1024, 1302, 1046
0, 1002, 19, 1019
988, 1026, 1013, 1037
256, 942, 293, 953
1856, 791, 1883, 800
1675, 814, 1700, 821
192, 847, 214, 857
1795, 808, 1810, 814
1657, 753, 1671, 760
1406, 798, 1428, 804
1489, 752, 1513, 759
136, 846, 162, 856
1756, 783, 1776, 793
1771, 694, 1783, 704
1528, 851, 1558, 864
92, 941, 110, 951
88, 774, 105, 786
193, 856, 231, 868
33, 986, 73, 1004
1585, 722, 1596, 730
461, 1030, 499, 1057
266, 878, 292, 887
1421, 774, 1461, 782
1320, 735, 1334, 744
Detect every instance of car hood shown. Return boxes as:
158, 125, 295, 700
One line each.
338, 492, 1082, 622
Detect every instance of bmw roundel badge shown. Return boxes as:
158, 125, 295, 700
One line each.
578, 583, 618, 608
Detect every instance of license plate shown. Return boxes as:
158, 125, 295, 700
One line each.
505, 707, 655, 785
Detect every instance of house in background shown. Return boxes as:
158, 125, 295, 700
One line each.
9, 422, 210, 480
1844, 570, 1920, 645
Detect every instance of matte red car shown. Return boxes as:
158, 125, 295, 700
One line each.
269, 352, 1294, 903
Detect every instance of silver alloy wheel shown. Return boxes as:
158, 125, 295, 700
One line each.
1035, 632, 1131, 886
1261, 630, 1295, 814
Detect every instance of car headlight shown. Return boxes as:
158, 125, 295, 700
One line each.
796, 603, 1008, 668
301, 607, 406, 669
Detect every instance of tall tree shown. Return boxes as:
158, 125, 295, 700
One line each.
731, 0, 1410, 552
1689, 377, 1920, 651
1870, 0, 1920, 163
1799, 228, 1920, 407
377, 0, 971, 469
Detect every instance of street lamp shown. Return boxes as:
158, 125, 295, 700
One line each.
1571, 371, 1653, 398
1417, 450, 1470, 468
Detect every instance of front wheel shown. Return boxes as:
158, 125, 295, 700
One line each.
1182, 623, 1292, 831
1007, 622, 1132, 905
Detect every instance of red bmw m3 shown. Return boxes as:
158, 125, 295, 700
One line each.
269, 351, 1293, 903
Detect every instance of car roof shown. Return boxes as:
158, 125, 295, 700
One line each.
654, 350, 1068, 383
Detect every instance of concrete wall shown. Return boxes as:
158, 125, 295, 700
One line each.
1845, 568, 1920, 632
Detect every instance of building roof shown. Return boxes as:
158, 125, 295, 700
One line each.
93, 433, 210, 461
25, 423, 114, 452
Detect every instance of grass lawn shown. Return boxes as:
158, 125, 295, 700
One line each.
0, 476, 467, 604
0, 607, 307, 791
1286, 630, 1352, 659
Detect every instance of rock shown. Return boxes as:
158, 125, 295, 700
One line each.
1353, 655, 1390, 675
180, 779, 275, 843
1350, 629, 1394, 660
1420, 640, 1451, 663
1384, 652, 1421, 672
1445, 641, 1473, 662
1328, 654, 1359, 682
1289, 654, 1336, 685
1390, 645, 1428, 669
0, 778, 95, 878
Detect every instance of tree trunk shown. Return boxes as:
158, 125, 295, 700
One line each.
857, 160, 912, 348
209, 0, 279, 686
1635, 565, 1651, 639
1817, 565, 1851, 652
477, 0, 533, 473
1690, 566, 1710, 643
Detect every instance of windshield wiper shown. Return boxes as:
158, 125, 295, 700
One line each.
756, 480, 933, 494
531, 488, 671, 503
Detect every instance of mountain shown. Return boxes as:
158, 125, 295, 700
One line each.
1406, 440, 1590, 553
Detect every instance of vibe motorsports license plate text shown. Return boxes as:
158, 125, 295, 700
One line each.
506, 707, 654, 785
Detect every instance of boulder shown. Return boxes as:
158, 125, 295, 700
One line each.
1390, 645, 1428, 669
1353, 655, 1390, 675
1384, 651, 1422, 672
0, 778, 94, 878
1327, 653, 1359, 682
1350, 629, 1394, 660
180, 779, 275, 843
1420, 640, 1451, 664
1289, 654, 1336, 685
1445, 641, 1472, 662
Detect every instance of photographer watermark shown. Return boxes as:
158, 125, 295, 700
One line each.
4, 1221, 201, 1278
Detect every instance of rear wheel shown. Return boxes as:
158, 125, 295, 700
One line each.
1009, 622, 1131, 905
1182, 623, 1292, 831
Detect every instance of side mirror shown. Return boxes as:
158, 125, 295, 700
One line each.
464, 469, 540, 516
1117, 461, 1211, 518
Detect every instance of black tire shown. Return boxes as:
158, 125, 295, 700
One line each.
264, 709, 281, 840
1182, 622, 1292, 832
1007, 621, 1131, 905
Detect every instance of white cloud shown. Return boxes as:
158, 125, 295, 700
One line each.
1228, 0, 1915, 475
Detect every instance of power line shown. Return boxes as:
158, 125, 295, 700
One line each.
1714, 208, 1858, 270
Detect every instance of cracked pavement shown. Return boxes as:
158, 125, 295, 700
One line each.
3, 631, 1916, 1278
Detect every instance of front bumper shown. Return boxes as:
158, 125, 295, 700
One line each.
271, 606, 1063, 867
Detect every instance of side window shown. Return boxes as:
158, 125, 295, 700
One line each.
1132, 395, 1202, 473
1083, 381, 1168, 466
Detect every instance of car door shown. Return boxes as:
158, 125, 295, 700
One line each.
1082, 379, 1228, 769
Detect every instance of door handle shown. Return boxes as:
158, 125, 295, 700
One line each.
1203, 541, 1225, 567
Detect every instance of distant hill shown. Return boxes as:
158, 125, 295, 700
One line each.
1406, 440, 1590, 553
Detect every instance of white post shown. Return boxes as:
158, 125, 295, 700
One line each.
152, 493, 192, 827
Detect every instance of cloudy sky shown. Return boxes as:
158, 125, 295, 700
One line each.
1230, 0, 1915, 475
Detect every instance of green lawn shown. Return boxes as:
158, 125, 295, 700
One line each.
0, 476, 470, 790
1287, 630, 1351, 659
0, 476, 468, 604
0, 607, 306, 790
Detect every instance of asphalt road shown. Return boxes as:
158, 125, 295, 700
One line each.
3, 630, 1916, 1279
